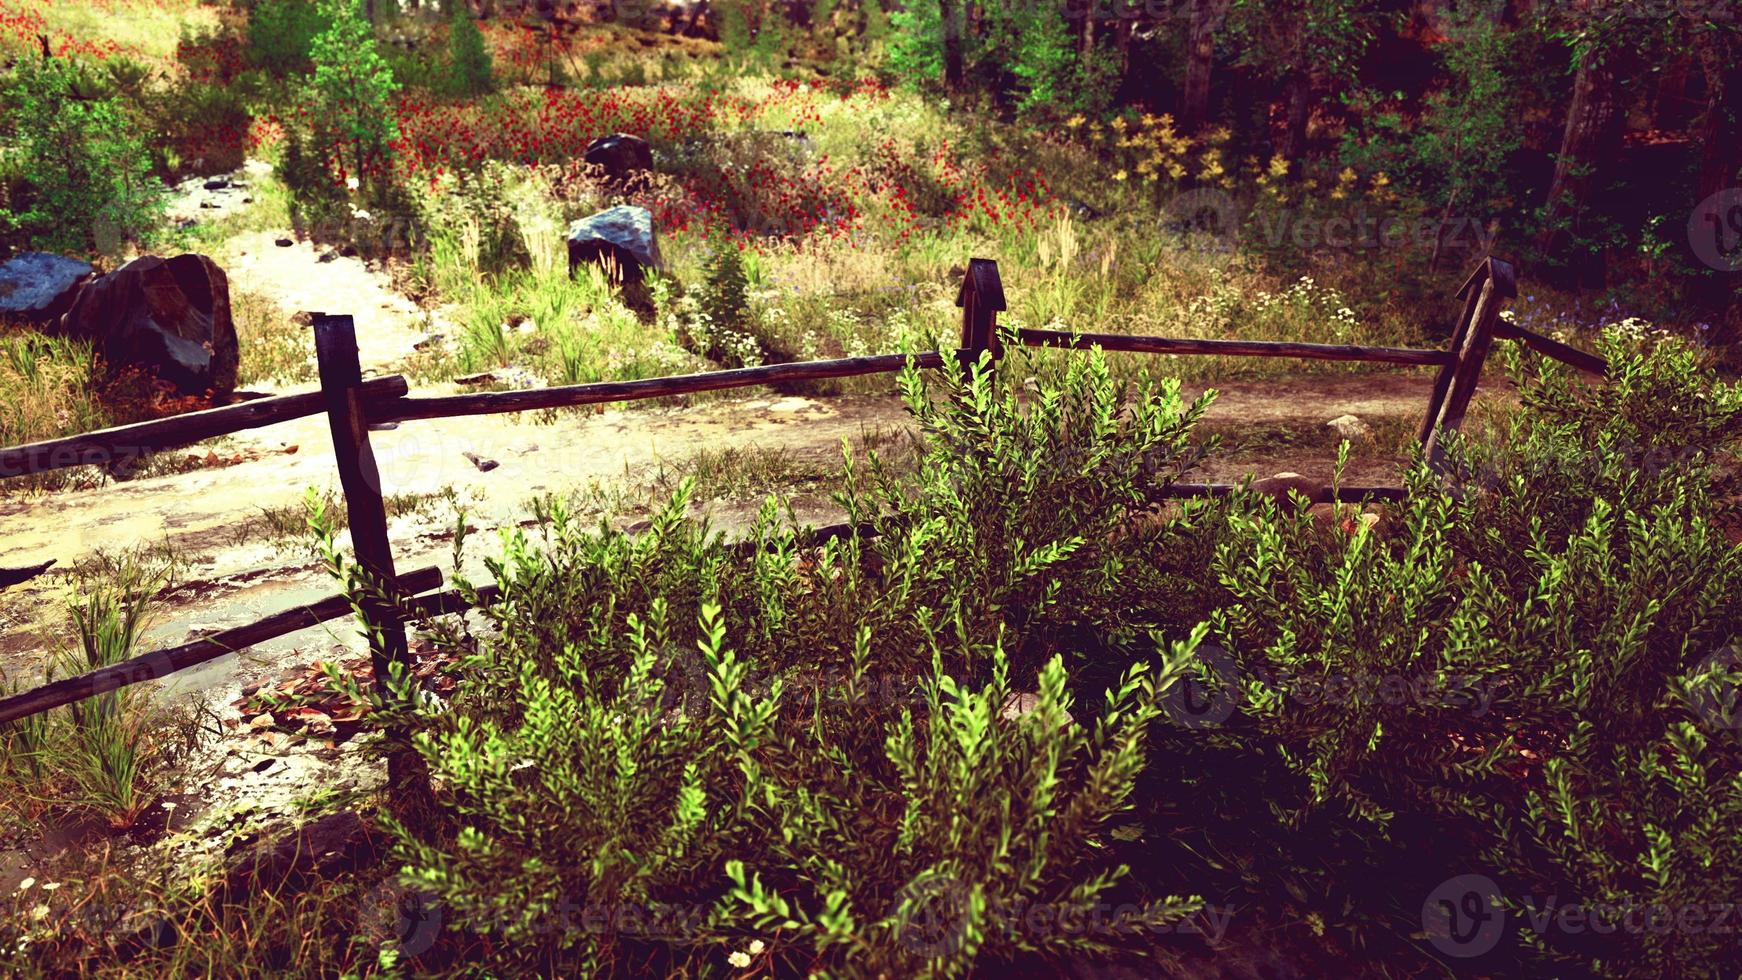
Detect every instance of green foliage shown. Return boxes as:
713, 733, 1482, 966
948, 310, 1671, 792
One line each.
700, 237, 752, 339
1227, 0, 1374, 87
886, 0, 944, 84
368, 350, 1216, 973
0, 56, 164, 256
445, 5, 494, 97
1340, 2, 1523, 220
0, 555, 189, 833
246, 0, 330, 76
308, 0, 400, 205
715, 0, 755, 54
1139, 329, 1742, 970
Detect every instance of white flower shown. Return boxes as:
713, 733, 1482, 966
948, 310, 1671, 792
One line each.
16, 877, 33, 892
728, 950, 752, 967
749, 939, 766, 955
38, 883, 59, 892
28, 904, 48, 922
346, 176, 360, 192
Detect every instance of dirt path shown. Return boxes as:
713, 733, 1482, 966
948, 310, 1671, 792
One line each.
223, 230, 436, 376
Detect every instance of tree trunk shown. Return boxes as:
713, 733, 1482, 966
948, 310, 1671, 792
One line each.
1695, 43, 1741, 203
941, 0, 964, 90
1693, 33, 1742, 332
1180, 0, 1229, 133
1534, 52, 1623, 275
1282, 71, 1311, 172
1079, 0, 1095, 63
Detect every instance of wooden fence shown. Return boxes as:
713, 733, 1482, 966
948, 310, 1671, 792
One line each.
0, 256, 1605, 727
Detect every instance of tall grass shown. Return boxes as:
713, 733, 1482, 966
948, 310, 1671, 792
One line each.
0, 331, 109, 446
0, 555, 187, 832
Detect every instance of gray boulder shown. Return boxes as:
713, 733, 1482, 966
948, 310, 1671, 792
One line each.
60, 254, 239, 396
569, 205, 663, 279
569, 206, 663, 319
0, 253, 93, 323
583, 133, 654, 181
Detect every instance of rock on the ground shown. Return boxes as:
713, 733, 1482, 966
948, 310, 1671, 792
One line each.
568, 205, 663, 277
1325, 414, 1372, 441
166, 170, 255, 226
220, 810, 382, 898
568, 205, 664, 317
59, 253, 240, 396
583, 132, 654, 180
0, 252, 93, 323
1249, 471, 1327, 503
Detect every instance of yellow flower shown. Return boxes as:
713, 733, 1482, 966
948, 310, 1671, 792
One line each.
1113, 170, 1128, 182
1065, 114, 1085, 129
1110, 116, 1127, 132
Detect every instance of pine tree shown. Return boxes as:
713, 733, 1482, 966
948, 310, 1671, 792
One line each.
447, 3, 494, 97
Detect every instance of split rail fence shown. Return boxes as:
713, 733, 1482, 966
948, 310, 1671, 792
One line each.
0, 256, 1606, 727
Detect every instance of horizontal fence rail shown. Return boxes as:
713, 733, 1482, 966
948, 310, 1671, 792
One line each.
1494, 321, 1608, 377
0, 376, 409, 479
1018, 328, 1454, 367
378, 352, 949, 423
0, 255, 1609, 728
0, 566, 443, 728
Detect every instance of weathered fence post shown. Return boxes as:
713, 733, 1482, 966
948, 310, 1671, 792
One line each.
956, 258, 1006, 383
312, 313, 408, 692
1420, 257, 1516, 469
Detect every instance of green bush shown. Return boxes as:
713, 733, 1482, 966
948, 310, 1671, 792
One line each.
308, 0, 400, 206
364, 349, 1217, 974
1135, 329, 1742, 972
446, 5, 493, 97
246, 0, 329, 76
0, 56, 164, 256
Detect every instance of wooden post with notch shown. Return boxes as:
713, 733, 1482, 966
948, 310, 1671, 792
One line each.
312, 313, 408, 692
956, 258, 1006, 382
1420, 257, 1517, 469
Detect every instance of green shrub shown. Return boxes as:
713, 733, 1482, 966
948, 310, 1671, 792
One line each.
0, 555, 190, 833
308, 0, 400, 206
446, 5, 493, 97
0, 56, 164, 256
362, 349, 1218, 974
1136, 329, 1742, 971
246, 0, 329, 76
